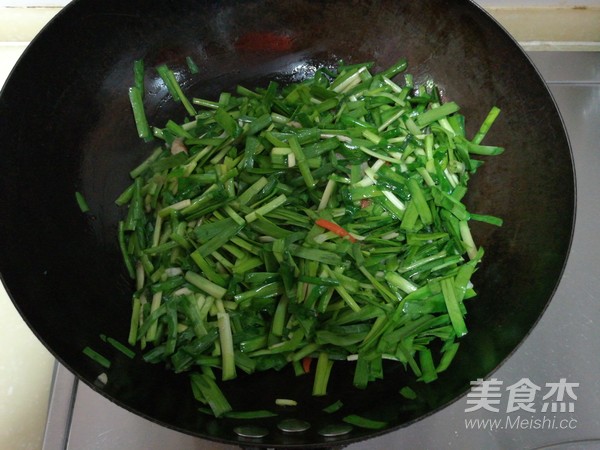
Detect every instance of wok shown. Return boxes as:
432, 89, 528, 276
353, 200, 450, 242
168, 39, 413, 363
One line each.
0, 0, 574, 447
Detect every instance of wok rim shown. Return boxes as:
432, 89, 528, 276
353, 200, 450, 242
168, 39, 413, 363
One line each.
0, 0, 577, 447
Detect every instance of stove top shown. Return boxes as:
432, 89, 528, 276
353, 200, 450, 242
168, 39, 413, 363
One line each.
42, 51, 600, 450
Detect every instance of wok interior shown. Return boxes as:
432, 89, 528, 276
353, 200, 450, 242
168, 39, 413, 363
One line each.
0, 0, 574, 446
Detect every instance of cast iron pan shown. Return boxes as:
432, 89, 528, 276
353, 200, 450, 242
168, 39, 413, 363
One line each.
0, 0, 574, 447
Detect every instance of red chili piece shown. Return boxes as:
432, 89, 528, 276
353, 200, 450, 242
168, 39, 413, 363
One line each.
302, 356, 312, 374
315, 218, 357, 243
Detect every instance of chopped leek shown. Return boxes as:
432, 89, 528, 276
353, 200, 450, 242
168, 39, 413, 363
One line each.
118, 57, 504, 418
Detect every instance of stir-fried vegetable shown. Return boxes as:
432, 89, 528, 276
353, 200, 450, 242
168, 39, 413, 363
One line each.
118, 57, 503, 417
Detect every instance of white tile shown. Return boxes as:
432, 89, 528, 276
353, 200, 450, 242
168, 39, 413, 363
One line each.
0, 7, 61, 42
0, 0, 70, 6
0, 286, 54, 450
0, 43, 28, 89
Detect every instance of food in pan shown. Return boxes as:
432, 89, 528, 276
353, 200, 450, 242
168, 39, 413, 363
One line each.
115, 57, 503, 418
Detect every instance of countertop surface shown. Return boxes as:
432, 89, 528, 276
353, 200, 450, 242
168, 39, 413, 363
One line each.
0, 3, 598, 450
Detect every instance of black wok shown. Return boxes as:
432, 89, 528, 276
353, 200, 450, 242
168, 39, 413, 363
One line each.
0, 0, 574, 447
